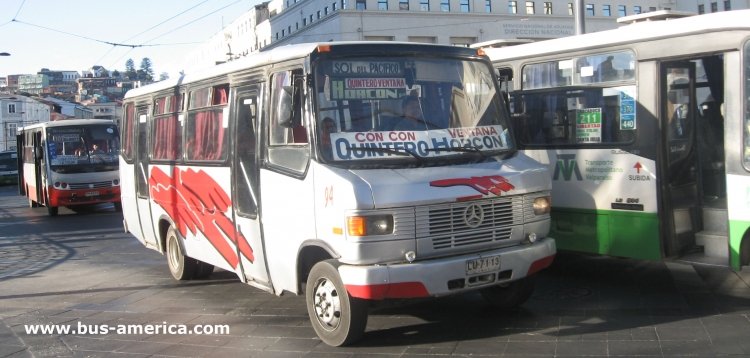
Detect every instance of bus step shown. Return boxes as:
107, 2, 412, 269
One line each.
701, 207, 728, 233
695, 230, 729, 259
676, 252, 726, 267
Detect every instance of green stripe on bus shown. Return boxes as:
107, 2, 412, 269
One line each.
729, 219, 750, 271
550, 208, 661, 260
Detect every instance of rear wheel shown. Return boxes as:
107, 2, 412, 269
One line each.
306, 260, 368, 346
480, 276, 537, 309
47, 205, 58, 216
113, 202, 122, 212
166, 226, 198, 280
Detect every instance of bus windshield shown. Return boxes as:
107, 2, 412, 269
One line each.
314, 56, 513, 164
45, 124, 120, 173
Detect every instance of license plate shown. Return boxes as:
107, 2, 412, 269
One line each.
466, 255, 501, 275
85, 191, 100, 197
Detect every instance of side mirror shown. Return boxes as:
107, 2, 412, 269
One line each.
277, 86, 294, 128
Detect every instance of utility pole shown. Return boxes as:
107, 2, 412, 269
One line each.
573, 0, 585, 35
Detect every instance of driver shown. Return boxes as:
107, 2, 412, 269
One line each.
393, 95, 426, 131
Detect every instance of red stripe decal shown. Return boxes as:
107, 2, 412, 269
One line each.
149, 167, 255, 268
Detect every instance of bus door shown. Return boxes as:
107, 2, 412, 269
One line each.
660, 61, 699, 258
33, 130, 44, 204
230, 86, 270, 288
135, 108, 159, 248
16, 134, 25, 196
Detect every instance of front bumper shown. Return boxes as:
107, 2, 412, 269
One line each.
49, 186, 121, 206
339, 238, 555, 300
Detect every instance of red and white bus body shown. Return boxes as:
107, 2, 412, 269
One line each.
120, 42, 555, 345
17, 119, 121, 216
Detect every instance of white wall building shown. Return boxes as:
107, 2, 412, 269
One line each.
183, 0, 732, 73
0, 94, 50, 151
43, 96, 93, 119
674, 0, 749, 12
85, 102, 122, 127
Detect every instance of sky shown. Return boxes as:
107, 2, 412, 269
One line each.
0, 0, 260, 79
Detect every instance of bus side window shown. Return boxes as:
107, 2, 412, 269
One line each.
186, 85, 228, 161
267, 69, 310, 174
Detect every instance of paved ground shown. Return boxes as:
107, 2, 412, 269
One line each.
1, 184, 750, 357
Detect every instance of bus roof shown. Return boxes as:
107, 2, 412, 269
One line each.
18, 119, 116, 132
124, 41, 485, 100
484, 9, 750, 62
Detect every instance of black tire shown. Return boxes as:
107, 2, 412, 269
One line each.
47, 205, 58, 217
194, 261, 215, 279
166, 226, 198, 280
28, 198, 38, 208
306, 260, 368, 346
113, 202, 122, 212
480, 276, 537, 309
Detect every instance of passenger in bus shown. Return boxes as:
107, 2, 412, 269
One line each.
597, 56, 616, 81
90, 144, 105, 155
394, 95, 426, 131
320, 117, 337, 160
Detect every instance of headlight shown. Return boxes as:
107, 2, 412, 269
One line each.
346, 215, 394, 236
533, 196, 551, 215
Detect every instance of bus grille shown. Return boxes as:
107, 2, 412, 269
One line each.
416, 196, 524, 250
68, 181, 113, 190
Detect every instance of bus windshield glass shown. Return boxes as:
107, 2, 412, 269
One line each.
314, 57, 513, 163
46, 124, 120, 173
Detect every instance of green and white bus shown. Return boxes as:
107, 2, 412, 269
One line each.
485, 9, 750, 270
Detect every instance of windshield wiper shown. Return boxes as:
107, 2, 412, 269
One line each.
424, 146, 486, 156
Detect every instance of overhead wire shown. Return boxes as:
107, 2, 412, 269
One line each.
0, 0, 27, 28
141, 0, 245, 45
104, 0, 245, 73
12, 0, 27, 20
7, 0, 246, 73
97, 0, 212, 70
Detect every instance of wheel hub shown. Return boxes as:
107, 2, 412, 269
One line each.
312, 278, 341, 330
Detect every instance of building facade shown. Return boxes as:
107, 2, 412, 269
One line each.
0, 94, 50, 151
85, 102, 122, 126
17, 74, 49, 95
42, 96, 94, 119
689, 0, 749, 13
184, 0, 729, 73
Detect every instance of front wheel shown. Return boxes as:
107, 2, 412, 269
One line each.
306, 260, 368, 346
47, 205, 58, 217
479, 276, 537, 309
113, 202, 122, 212
166, 226, 198, 280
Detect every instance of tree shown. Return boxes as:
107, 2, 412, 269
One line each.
139, 58, 154, 82
125, 59, 137, 80
159, 72, 169, 81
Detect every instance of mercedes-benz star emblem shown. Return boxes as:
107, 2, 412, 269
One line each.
463, 204, 484, 228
